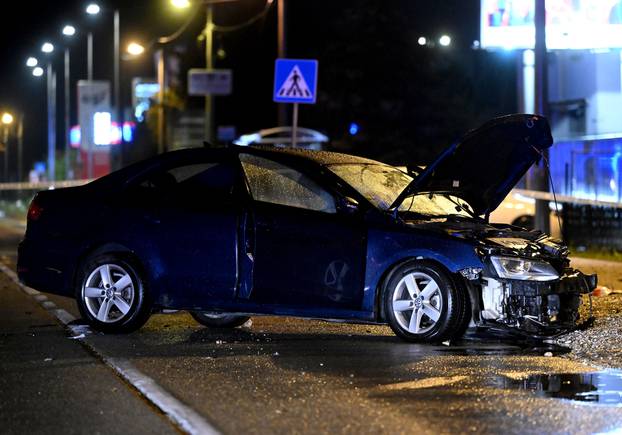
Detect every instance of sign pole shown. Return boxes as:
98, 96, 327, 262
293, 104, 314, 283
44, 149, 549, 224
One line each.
292, 103, 299, 148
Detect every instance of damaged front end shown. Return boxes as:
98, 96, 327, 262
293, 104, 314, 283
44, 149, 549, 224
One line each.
467, 238, 597, 337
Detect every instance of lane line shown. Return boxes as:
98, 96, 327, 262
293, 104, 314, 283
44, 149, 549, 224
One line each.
0, 264, 220, 435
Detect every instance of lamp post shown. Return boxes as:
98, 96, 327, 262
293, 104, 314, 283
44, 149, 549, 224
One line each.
86, 3, 122, 170
1, 112, 13, 181
62, 25, 76, 179
42, 42, 56, 182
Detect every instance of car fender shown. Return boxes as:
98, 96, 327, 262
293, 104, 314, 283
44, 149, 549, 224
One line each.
362, 229, 484, 313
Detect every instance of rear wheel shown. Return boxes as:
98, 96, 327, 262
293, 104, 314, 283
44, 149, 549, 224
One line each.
190, 311, 250, 328
76, 254, 152, 333
384, 261, 466, 343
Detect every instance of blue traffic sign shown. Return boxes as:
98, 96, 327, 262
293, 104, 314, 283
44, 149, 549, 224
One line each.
273, 58, 318, 104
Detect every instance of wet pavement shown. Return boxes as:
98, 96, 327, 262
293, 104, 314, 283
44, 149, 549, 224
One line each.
1, 222, 622, 434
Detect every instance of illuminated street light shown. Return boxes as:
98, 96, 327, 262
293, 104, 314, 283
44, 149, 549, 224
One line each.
62, 25, 76, 36
439, 35, 451, 47
63, 26, 77, 37
417, 36, 427, 46
32, 67, 44, 77
41, 42, 54, 53
127, 42, 145, 56
26, 57, 38, 67
86, 3, 100, 15
1, 113, 13, 125
171, 0, 191, 8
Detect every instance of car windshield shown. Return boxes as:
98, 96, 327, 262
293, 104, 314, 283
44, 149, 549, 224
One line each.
327, 163, 475, 217
327, 163, 413, 210
397, 193, 475, 218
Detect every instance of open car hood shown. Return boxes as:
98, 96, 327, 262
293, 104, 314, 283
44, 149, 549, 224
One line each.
390, 114, 553, 216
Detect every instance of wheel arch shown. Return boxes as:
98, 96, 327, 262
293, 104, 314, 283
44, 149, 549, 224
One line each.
72, 242, 149, 292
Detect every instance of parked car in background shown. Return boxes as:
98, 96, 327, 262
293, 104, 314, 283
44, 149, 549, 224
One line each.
18, 114, 596, 343
234, 127, 329, 150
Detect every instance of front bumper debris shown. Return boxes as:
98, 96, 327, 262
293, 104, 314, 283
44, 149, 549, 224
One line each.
478, 269, 597, 337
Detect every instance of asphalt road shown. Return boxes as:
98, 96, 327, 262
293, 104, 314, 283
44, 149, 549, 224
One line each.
1, 222, 621, 434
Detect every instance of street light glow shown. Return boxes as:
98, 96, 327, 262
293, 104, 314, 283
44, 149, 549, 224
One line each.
417, 36, 427, 46
41, 42, 54, 53
439, 35, 452, 47
62, 25, 76, 36
26, 57, 38, 67
32, 67, 44, 77
127, 42, 145, 56
1, 113, 14, 125
171, 0, 191, 8
86, 3, 101, 15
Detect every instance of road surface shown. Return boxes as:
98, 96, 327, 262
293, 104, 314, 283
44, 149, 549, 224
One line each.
1, 222, 621, 434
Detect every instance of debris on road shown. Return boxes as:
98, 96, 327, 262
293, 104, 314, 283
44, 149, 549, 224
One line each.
591, 286, 622, 297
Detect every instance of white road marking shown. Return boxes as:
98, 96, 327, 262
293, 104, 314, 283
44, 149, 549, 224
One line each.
0, 264, 220, 435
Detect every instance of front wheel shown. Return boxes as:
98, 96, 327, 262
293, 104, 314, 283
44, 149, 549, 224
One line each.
76, 254, 152, 333
384, 261, 467, 343
190, 311, 250, 328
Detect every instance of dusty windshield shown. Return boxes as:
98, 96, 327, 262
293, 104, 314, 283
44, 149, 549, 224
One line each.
327, 163, 412, 210
327, 163, 475, 217
398, 193, 474, 218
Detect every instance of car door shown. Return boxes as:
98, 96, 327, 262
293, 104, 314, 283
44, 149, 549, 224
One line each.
238, 153, 367, 311
122, 156, 242, 308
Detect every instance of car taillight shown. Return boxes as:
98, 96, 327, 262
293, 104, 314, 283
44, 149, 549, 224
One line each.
27, 198, 44, 221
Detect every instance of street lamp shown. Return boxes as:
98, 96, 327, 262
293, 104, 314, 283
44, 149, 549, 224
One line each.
41, 42, 54, 53
127, 42, 145, 56
62, 25, 76, 36
171, 0, 191, 8
439, 35, 452, 47
417, 36, 427, 46
86, 3, 100, 15
32, 67, 44, 77
2, 113, 14, 125
26, 57, 38, 67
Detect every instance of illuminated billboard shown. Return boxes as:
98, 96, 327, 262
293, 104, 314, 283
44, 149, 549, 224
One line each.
481, 0, 622, 49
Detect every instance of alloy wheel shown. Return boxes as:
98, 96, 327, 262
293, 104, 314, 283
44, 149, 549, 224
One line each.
391, 271, 443, 334
82, 264, 135, 323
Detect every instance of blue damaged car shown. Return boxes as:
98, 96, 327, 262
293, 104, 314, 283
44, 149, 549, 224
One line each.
17, 114, 596, 342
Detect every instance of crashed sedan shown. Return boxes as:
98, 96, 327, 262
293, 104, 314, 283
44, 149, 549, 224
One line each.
17, 114, 596, 342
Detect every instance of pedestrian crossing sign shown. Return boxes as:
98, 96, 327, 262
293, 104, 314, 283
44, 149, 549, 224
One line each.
273, 58, 318, 104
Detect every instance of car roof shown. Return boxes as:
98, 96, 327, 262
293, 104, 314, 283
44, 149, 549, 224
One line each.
90, 146, 391, 191
241, 145, 387, 167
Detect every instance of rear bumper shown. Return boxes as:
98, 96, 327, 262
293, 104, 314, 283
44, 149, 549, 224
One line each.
17, 238, 75, 297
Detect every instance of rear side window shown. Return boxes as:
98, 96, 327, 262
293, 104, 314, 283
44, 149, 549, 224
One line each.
127, 161, 237, 200
240, 154, 336, 213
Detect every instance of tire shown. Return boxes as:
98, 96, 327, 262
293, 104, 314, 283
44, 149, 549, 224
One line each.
384, 261, 467, 343
190, 311, 250, 328
76, 254, 152, 333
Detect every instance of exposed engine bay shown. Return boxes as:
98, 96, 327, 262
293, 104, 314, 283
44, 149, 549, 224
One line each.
410, 216, 598, 337
477, 269, 596, 335
472, 232, 597, 336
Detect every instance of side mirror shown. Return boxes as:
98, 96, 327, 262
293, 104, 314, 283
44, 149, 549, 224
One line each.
338, 196, 360, 214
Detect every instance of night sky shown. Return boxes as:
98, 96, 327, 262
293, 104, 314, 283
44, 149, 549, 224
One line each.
0, 1, 517, 175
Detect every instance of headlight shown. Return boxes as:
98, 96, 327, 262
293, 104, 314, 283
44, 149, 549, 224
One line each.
490, 256, 559, 281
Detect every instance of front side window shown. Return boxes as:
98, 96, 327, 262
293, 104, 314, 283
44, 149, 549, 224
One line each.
240, 154, 336, 213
